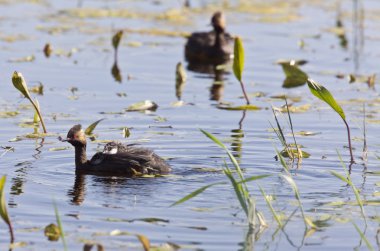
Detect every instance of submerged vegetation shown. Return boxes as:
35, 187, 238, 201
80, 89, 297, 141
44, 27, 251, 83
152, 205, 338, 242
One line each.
1, 0, 379, 250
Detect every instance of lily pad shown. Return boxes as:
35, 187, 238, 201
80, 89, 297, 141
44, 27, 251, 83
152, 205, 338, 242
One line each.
126, 100, 158, 112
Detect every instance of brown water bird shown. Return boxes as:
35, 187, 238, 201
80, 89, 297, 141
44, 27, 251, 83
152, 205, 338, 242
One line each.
60, 125, 171, 176
185, 11, 233, 63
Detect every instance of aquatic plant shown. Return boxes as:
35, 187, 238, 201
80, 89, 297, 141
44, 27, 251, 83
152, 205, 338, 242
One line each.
53, 201, 68, 251
112, 30, 123, 60
307, 78, 354, 163
172, 129, 270, 227
233, 37, 250, 105
0, 176, 14, 244
11, 71, 47, 133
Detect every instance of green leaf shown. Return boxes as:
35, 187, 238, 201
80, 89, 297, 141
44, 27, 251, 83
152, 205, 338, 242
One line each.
0, 176, 11, 226
170, 182, 225, 207
217, 104, 261, 111
44, 223, 60, 241
53, 201, 67, 251
233, 37, 244, 82
12, 71, 31, 100
33, 98, 40, 123
307, 78, 345, 120
112, 30, 123, 50
280, 63, 308, 88
200, 129, 227, 150
352, 222, 374, 251
238, 174, 271, 184
259, 185, 282, 228
84, 119, 104, 135
224, 167, 248, 215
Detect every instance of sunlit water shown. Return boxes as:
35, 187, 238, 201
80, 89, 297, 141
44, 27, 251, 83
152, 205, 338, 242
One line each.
0, 0, 380, 250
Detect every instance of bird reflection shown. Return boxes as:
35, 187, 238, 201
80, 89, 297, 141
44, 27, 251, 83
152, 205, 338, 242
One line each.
67, 172, 163, 206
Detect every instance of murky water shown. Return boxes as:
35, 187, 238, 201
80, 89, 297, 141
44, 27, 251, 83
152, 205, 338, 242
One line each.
1, 0, 380, 250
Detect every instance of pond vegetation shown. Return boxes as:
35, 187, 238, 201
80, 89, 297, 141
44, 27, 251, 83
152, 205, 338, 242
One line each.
0, 0, 379, 250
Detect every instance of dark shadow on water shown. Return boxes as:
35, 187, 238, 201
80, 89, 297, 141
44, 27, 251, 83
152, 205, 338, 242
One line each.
67, 172, 167, 205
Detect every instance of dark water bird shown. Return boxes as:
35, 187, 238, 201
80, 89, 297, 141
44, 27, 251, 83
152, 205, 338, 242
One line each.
60, 125, 171, 176
185, 11, 233, 64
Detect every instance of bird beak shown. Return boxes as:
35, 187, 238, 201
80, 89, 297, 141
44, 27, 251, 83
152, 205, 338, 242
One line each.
58, 136, 69, 142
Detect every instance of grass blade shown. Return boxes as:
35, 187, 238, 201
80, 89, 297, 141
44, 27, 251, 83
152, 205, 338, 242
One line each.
238, 174, 271, 184
259, 185, 282, 228
233, 37, 244, 82
0, 176, 14, 243
53, 201, 67, 251
352, 222, 374, 251
170, 182, 225, 207
224, 167, 248, 216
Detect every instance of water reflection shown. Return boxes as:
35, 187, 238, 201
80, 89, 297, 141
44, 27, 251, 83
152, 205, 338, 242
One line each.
230, 111, 246, 162
67, 173, 163, 206
111, 61, 122, 83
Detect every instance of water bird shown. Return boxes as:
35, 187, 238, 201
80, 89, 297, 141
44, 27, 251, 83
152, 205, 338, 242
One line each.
60, 125, 171, 175
185, 11, 233, 64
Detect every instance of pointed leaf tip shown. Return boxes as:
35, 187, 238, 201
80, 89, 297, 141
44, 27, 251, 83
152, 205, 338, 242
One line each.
12, 71, 31, 99
307, 78, 345, 120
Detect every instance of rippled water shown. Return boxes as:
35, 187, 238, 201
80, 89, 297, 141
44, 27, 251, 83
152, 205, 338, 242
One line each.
1, 0, 380, 250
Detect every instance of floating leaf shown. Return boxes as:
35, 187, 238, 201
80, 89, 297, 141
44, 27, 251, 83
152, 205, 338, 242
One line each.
85, 119, 104, 135
233, 37, 244, 82
307, 78, 345, 120
217, 104, 261, 111
126, 100, 158, 112
0, 111, 19, 118
280, 63, 308, 88
44, 223, 60, 241
281, 149, 310, 158
8, 55, 35, 63
29, 83, 44, 95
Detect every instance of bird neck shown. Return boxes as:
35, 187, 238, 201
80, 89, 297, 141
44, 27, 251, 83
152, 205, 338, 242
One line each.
214, 29, 225, 49
74, 144, 88, 168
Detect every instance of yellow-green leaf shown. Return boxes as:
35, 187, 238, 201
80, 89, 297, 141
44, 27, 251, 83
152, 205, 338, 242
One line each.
233, 37, 244, 82
44, 223, 60, 241
85, 119, 104, 135
280, 63, 308, 88
136, 234, 150, 251
112, 30, 123, 50
307, 78, 345, 120
0, 176, 11, 226
12, 71, 31, 100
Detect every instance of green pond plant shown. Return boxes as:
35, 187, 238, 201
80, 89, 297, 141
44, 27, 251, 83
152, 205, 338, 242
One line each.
53, 200, 68, 251
11, 71, 47, 133
307, 78, 354, 163
233, 36, 250, 105
0, 176, 15, 244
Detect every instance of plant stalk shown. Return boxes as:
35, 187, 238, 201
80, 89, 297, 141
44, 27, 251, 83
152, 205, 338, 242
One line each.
239, 80, 250, 105
343, 118, 354, 163
8, 221, 14, 244
29, 98, 47, 133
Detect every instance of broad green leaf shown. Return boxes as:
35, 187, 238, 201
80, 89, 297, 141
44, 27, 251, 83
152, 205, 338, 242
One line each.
353, 222, 374, 251
12, 71, 31, 100
85, 119, 104, 135
307, 78, 345, 120
280, 63, 308, 88
0, 176, 11, 226
112, 30, 123, 50
233, 37, 244, 82
170, 182, 225, 207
